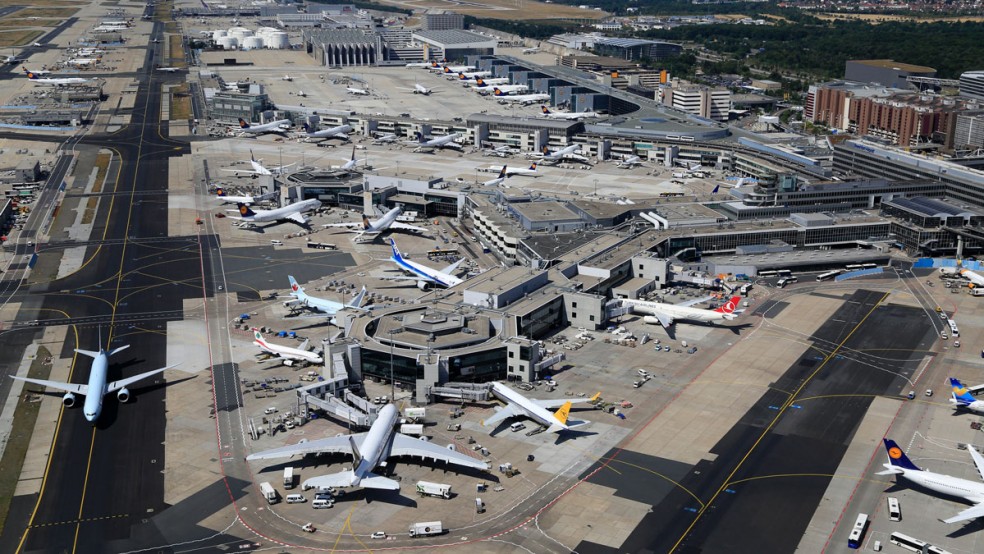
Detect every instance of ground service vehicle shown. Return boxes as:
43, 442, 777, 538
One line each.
415, 481, 452, 499
847, 513, 868, 549
260, 482, 278, 504
409, 521, 443, 537
283, 466, 295, 489
888, 497, 901, 521
400, 423, 424, 436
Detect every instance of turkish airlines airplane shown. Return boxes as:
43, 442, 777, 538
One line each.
621, 295, 742, 329
939, 266, 984, 287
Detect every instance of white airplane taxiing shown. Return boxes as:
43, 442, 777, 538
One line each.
155, 66, 181, 73
876, 438, 984, 524
620, 295, 742, 329
481, 162, 538, 177
282, 74, 293, 81
482, 382, 599, 434
386, 238, 464, 289
252, 328, 323, 365
949, 377, 984, 414
539, 105, 600, 120
481, 166, 509, 187
299, 122, 352, 141
23, 67, 90, 86
221, 150, 295, 176
237, 117, 292, 136
9, 333, 185, 423
285, 276, 367, 323
323, 206, 427, 240
246, 403, 488, 491
229, 199, 321, 225
410, 83, 436, 95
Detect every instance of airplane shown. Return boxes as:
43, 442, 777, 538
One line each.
490, 84, 530, 95
372, 133, 398, 145
282, 74, 293, 81
23, 68, 90, 86
410, 83, 436, 95
482, 382, 598, 434
949, 377, 984, 414
323, 206, 427, 240
9, 333, 184, 423
229, 199, 321, 225
285, 276, 367, 322
467, 76, 510, 88
620, 295, 742, 329
539, 144, 582, 163
448, 67, 489, 78
939, 266, 984, 287
237, 117, 292, 136
252, 328, 323, 365
876, 438, 984, 524
386, 238, 464, 289
298, 122, 352, 141
428, 61, 473, 73
3, 54, 27, 65
539, 105, 601, 120
214, 187, 276, 205
484, 145, 518, 157
155, 66, 181, 73
522, 47, 540, 54
495, 90, 550, 105
481, 166, 509, 187
245, 403, 488, 491
331, 145, 364, 170
404, 61, 433, 68
33, 42, 44, 47
296, 90, 307, 98
616, 155, 644, 168
346, 86, 370, 96
481, 162, 538, 177
66, 58, 101, 66
411, 131, 463, 151
220, 150, 295, 176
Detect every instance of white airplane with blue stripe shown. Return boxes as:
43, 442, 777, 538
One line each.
949, 377, 984, 413
386, 238, 464, 289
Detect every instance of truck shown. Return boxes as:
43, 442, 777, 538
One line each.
972, 288, 984, 296
283, 467, 295, 489
409, 521, 444, 538
259, 482, 278, 504
400, 423, 424, 436
416, 481, 452, 499
403, 407, 426, 422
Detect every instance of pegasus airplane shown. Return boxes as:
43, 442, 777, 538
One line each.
386, 238, 464, 289
23, 67, 90, 86
482, 382, 599, 434
246, 403, 488, 491
252, 328, 323, 365
323, 206, 427, 240
876, 438, 984, 524
10, 333, 183, 423
285, 276, 367, 322
621, 295, 742, 329
230, 199, 321, 225
237, 117, 291, 136
299, 122, 352, 141
949, 377, 984, 414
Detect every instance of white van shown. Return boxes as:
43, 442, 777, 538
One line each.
510, 422, 526, 432
312, 498, 333, 509
270, 240, 283, 246
286, 494, 306, 504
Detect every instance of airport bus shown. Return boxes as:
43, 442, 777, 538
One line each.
757, 270, 778, 277
889, 532, 925, 552
817, 269, 844, 282
887, 497, 901, 521
847, 513, 869, 549
776, 269, 793, 277
658, 192, 685, 198
776, 276, 798, 288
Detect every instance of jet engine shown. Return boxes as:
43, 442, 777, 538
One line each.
417, 281, 430, 291
62, 392, 76, 407
117, 387, 131, 403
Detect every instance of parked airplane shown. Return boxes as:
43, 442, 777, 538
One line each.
484, 145, 518, 157
410, 83, 436, 95
429, 62, 473, 73
481, 162, 538, 177
237, 117, 292, 136
482, 382, 598, 434
949, 377, 984, 414
539, 105, 600, 120
876, 438, 984, 524
482, 166, 509, 187
282, 74, 293, 81
346, 86, 370, 96
9, 334, 183, 423
331, 145, 363, 170
323, 206, 427, 240
221, 150, 295, 176
285, 277, 367, 322
491, 85, 533, 96
411, 131, 463, 151
66, 58, 100, 66
621, 295, 742, 329
229, 199, 321, 225
939, 266, 984, 287
296, 90, 307, 98
23, 67, 90, 86
404, 61, 433, 68
522, 47, 540, 54
539, 144, 582, 163
449, 68, 490, 78
372, 133, 398, 145
252, 328, 323, 365
214, 188, 275, 205
155, 66, 181, 72
616, 155, 644, 168
299, 122, 352, 141
246, 403, 488, 491
386, 238, 464, 289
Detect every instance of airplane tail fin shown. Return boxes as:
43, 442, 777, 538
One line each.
237, 203, 256, 217
883, 438, 921, 471
541, 105, 550, 114
216, 188, 226, 197
589, 391, 601, 402
347, 286, 368, 309
252, 327, 265, 343
238, 118, 250, 129
350, 145, 356, 161
529, 162, 537, 171
23, 68, 38, 80
714, 296, 742, 314
288, 275, 303, 295
712, 184, 720, 194
475, 78, 486, 87
950, 377, 977, 405
250, 149, 257, 163
415, 131, 424, 143
389, 238, 403, 261
497, 165, 507, 179
361, 214, 371, 229
553, 401, 572, 425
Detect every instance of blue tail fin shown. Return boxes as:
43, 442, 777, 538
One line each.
389, 238, 403, 261
951, 377, 977, 405
237, 203, 256, 217
415, 131, 424, 143
302, 122, 312, 132
238, 118, 250, 128
497, 166, 507, 179
883, 439, 921, 471
529, 162, 537, 171
712, 184, 720, 194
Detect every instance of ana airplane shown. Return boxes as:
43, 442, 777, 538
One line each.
229, 199, 321, 225
539, 106, 601, 120
299, 122, 352, 141
214, 187, 276, 205
155, 66, 181, 73
482, 382, 598, 434
9, 334, 184, 423
616, 155, 644, 168
252, 328, 323, 365
245, 403, 488, 491
539, 144, 582, 163
411, 131, 463, 151
221, 150, 296, 177
323, 206, 427, 240
482, 162, 538, 177
285, 276, 367, 323
346, 86, 370, 96
237, 117, 292, 136
372, 133, 398, 145
481, 166, 509, 187
620, 295, 742, 329
386, 238, 464, 289
876, 438, 984, 524
949, 377, 984, 414
23, 68, 90, 86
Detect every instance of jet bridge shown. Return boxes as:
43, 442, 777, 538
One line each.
428, 382, 492, 402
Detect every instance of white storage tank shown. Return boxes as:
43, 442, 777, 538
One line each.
265, 32, 289, 49
212, 29, 228, 41
228, 27, 253, 40
217, 36, 239, 50
242, 36, 263, 50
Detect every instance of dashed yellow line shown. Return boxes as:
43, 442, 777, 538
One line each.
30, 514, 128, 528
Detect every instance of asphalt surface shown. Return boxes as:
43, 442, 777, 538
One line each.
574, 289, 934, 553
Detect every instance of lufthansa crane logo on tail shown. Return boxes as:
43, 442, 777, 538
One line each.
888, 446, 903, 460
239, 205, 248, 215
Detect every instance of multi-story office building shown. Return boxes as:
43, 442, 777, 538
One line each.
959, 71, 984, 101
421, 12, 465, 31
954, 110, 984, 150
844, 59, 936, 89
665, 85, 730, 121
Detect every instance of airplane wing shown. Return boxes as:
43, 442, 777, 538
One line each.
286, 212, 310, 225
678, 295, 715, 308
966, 383, 984, 394
106, 363, 183, 393
967, 444, 984, 481
220, 168, 260, 174
533, 396, 598, 409
481, 404, 520, 429
941, 503, 984, 524
388, 222, 427, 233
246, 433, 367, 461
647, 310, 674, 328
389, 434, 488, 470
10, 376, 88, 396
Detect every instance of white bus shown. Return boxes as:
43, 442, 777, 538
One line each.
757, 270, 778, 277
887, 496, 901, 521
777, 276, 798, 288
847, 513, 868, 549
845, 264, 864, 270
889, 532, 926, 552
948, 320, 959, 336
777, 269, 793, 277
817, 269, 844, 282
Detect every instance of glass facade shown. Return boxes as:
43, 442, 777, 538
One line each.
448, 348, 507, 382
360, 348, 423, 385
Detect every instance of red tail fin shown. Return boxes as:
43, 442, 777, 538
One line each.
714, 296, 742, 314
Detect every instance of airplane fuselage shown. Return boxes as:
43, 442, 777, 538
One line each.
83, 352, 110, 422
489, 382, 568, 432
622, 298, 733, 324
892, 466, 984, 505
351, 404, 399, 485
952, 399, 984, 414
241, 199, 320, 223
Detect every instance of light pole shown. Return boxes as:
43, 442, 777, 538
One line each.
388, 329, 395, 402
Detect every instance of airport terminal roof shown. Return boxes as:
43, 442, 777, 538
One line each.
886, 196, 983, 218
510, 201, 582, 223
412, 30, 496, 45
